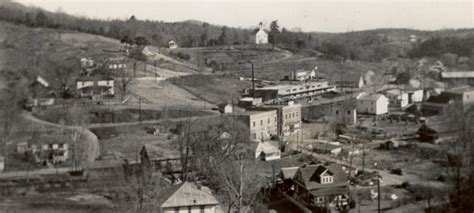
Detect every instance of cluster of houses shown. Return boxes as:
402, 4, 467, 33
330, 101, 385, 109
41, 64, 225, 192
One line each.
16, 135, 70, 166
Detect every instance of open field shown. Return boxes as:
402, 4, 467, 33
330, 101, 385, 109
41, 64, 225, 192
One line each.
128, 79, 215, 108
169, 74, 253, 104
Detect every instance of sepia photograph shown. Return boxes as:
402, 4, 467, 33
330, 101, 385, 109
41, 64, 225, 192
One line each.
0, 0, 473, 212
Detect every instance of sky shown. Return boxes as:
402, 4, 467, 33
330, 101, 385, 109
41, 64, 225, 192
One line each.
17, 0, 474, 32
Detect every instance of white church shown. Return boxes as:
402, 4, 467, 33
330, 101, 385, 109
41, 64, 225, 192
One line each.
251, 22, 268, 45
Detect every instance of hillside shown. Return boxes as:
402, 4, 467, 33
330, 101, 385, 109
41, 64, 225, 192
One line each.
0, 20, 125, 90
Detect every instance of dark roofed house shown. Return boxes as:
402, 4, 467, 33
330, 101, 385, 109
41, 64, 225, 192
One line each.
293, 164, 350, 209
156, 181, 220, 213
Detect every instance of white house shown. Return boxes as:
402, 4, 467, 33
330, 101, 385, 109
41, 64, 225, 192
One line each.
217, 103, 233, 114
255, 141, 281, 161
168, 40, 178, 49
158, 182, 220, 213
384, 89, 409, 108
356, 93, 389, 115
251, 22, 268, 45
76, 75, 114, 99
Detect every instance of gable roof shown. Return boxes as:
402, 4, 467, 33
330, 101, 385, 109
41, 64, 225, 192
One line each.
280, 167, 299, 180
296, 164, 348, 191
159, 182, 219, 209
358, 93, 386, 101
251, 28, 269, 35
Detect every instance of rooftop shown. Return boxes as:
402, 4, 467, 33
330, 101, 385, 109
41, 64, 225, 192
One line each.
280, 166, 299, 179
297, 164, 348, 191
77, 75, 114, 82
441, 71, 474, 78
445, 85, 474, 94
358, 93, 385, 101
158, 181, 219, 209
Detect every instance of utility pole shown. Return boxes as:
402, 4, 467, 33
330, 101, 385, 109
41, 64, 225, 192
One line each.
138, 82, 142, 125
377, 173, 381, 213
250, 62, 255, 99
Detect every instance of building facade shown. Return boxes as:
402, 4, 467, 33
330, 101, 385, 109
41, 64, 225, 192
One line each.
251, 22, 268, 44
76, 75, 115, 99
250, 80, 335, 102
332, 104, 357, 125
237, 110, 278, 141
356, 93, 389, 115
158, 182, 220, 213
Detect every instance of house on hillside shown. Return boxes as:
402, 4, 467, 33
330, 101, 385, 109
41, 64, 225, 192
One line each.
157, 181, 220, 213
254, 141, 281, 161
168, 40, 178, 49
106, 57, 127, 70
80, 57, 95, 68
410, 35, 417, 42
250, 22, 268, 45
293, 164, 350, 209
217, 103, 233, 114
356, 93, 389, 115
28, 76, 55, 107
76, 75, 114, 100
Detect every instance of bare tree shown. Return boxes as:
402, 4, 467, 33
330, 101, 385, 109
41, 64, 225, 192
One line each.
119, 68, 133, 101
115, 161, 164, 212
191, 115, 264, 212
441, 103, 474, 212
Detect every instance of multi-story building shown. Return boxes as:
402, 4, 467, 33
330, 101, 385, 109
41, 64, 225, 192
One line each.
236, 110, 278, 141
250, 80, 335, 103
422, 86, 474, 115
249, 101, 302, 138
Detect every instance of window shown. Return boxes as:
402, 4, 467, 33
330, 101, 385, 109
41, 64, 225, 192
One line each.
260, 120, 263, 125
200, 206, 205, 213
335, 110, 339, 115
348, 110, 351, 115
285, 114, 288, 119
267, 118, 270, 124
253, 121, 256, 127
296, 112, 299, 117
174, 207, 180, 213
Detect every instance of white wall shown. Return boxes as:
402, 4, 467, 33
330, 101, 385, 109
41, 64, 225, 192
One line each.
357, 96, 388, 115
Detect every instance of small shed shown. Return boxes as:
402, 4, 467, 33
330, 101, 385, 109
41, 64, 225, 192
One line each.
218, 103, 233, 114
255, 141, 281, 161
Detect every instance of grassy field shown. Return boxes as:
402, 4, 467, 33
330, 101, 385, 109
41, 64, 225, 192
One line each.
169, 74, 253, 104
128, 79, 215, 108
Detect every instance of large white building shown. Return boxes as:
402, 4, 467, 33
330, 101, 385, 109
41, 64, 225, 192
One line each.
251, 22, 268, 45
356, 93, 389, 115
